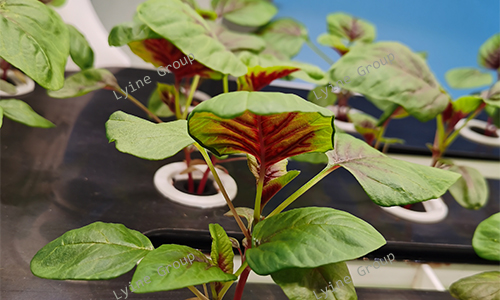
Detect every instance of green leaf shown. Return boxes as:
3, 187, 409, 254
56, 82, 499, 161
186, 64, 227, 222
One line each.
0, 106, 4, 128
472, 213, 500, 261
416, 51, 428, 60
318, 12, 375, 55
247, 155, 300, 207
212, 0, 277, 27
272, 261, 357, 300
478, 33, 500, 70
485, 81, 500, 108
237, 51, 325, 89
452, 95, 484, 114
209, 22, 265, 52
106, 111, 194, 160
137, 0, 247, 77
147, 84, 175, 118
258, 18, 308, 60
108, 20, 161, 47
30, 222, 154, 280
447, 164, 489, 210
329, 42, 450, 122
209, 224, 234, 274
326, 133, 461, 206
349, 111, 380, 144
131, 244, 236, 293
0, 0, 69, 90
317, 34, 349, 55
188, 91, 335, 172
445, 68, 493, 89
325, 13, 375, 43
67, 24, 94, 70
450, 271, 500, 300
485, 105, 500, 127
48, 68, 119, 98
0, 99, 54, 128
0, 78, 16, 94
48, 0, 66, 7
290, 152, 328, 164
224, 207, 257, 227
308, 85, 338, 107
246, 207, 385, 275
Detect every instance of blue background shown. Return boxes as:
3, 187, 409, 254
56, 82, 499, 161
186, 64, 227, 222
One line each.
274, 0, 499, 99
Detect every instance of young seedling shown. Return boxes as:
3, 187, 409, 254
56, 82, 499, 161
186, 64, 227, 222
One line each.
31, 90, 460, 300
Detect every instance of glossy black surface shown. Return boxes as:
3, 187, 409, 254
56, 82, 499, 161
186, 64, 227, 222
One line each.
1, 68, 498, 299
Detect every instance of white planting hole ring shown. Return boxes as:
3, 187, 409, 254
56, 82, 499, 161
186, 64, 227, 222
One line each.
381, 198, 448, 224
327, 105, 365, 134
455, 118, 500, 147
0, 70, 35, 97
153, 162, 237, 209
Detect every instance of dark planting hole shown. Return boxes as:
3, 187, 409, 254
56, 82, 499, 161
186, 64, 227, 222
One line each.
401, 202, 426, 212
470, 126, 499, 138
173, 178, 218, 196
4, 77, 16, 86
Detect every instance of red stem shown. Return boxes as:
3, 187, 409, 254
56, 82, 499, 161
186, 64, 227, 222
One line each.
197, 166, 211, 195
1, 60, 10, 81
233, 267, 251, 300
183, 148, 194, 194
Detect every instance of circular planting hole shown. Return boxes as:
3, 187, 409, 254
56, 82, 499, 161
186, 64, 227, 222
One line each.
470, 126, 499, 138
401, 202, 426, 212
173, 178, 218, 196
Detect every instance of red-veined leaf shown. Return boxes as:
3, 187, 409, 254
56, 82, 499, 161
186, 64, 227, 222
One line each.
209, 224, 234, 274
188, 91, 335, 171
237, 65, 299, 91
248, 155, 300, 209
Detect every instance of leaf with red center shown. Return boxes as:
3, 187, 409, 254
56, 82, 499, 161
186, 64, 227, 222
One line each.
478, 33, 500, 70
247, 155, 300, 209
237, 51, 324, 90
318, 12, 375, 55
147, 83, 187, 117
238, 66, 299, 91
209, 224, 234, 275
129, 39, 220, 80
188, 91, 335, 171
442, 96, 485, 128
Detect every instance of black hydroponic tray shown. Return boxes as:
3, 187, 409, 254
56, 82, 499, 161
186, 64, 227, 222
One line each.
1, 68, 498, 300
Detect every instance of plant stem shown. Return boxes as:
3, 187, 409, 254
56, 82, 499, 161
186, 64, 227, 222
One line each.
197, 162, 212, 195
268, 165, 340, 218
173, 82, 182, 119
305, 38, 335, 65
194, 143, 251, 241
218, 261, 249, 299
0, 60, 9, 81
184, 148, 195, 194
210, 283, 218, 300
116, 89, 163, 123
188, 286, 210, 300
203, 283, 209, 298
443, 103, 485, 149
253, 169, 265, 225
223, 74, 229, 93
182, 75, 200, 119
233, 267, 251, 300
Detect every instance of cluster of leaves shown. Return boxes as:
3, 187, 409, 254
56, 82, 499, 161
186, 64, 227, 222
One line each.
31, 88, 461, 299
0, 0, 94, 128
307, 12, 499, 211
449, 213, 500, 300
21, 1, 495, 299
